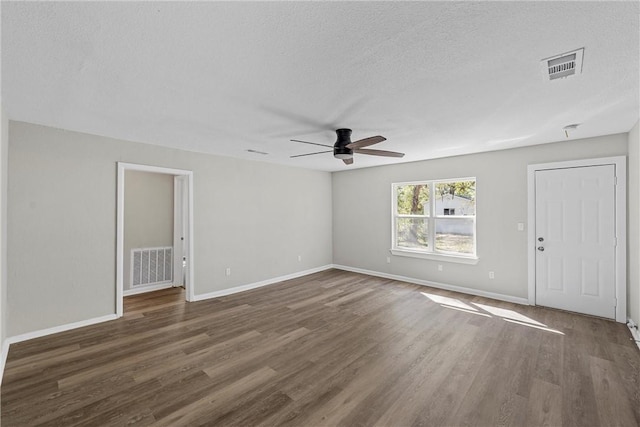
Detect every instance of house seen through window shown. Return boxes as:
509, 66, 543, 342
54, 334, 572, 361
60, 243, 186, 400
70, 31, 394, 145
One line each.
392, 178, 476, 258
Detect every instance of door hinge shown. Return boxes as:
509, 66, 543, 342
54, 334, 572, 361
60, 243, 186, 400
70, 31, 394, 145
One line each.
614, 298, 617, 307
613, 237, 617, 247
614, 176, 618, 186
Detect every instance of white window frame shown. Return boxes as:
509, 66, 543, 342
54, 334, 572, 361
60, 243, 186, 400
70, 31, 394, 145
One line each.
391, 178, 478, 264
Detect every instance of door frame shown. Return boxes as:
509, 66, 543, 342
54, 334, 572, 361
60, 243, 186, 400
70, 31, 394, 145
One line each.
173, 175, 189, 288
116, 162, 195, 317
527, 156, 626, 322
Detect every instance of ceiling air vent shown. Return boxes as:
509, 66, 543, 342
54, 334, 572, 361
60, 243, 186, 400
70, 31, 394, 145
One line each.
541, 48, 584, 81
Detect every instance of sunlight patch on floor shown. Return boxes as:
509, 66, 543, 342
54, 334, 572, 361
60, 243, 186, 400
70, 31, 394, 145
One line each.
503, 318, 565, 335
472, 302, 546, 326
440, 304, 492, 317
420, 292, 565, 334
421, 292, 476, 311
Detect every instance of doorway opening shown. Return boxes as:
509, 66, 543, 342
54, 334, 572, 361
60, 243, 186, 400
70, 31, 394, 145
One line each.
527, 156, 626, 322
116, 162, 194, 317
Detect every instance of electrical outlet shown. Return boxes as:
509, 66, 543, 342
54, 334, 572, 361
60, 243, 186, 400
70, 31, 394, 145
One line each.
489, 271, 495, 279
298, 255, 302, 262
517, 222, 525, 232
386, 256, 391, 264
225, 267, 231, 276
438, 264, 443, 271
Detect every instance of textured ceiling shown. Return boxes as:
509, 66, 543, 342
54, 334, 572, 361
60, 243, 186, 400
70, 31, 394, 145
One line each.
2, 1, 639, 171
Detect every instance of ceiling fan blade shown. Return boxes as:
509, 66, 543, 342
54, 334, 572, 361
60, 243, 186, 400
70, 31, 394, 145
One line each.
346, 135, 386, 149
291, 139, 334, 148
290, 150, 333, 158
354, 148, 405, 158
343, 158, 353, 165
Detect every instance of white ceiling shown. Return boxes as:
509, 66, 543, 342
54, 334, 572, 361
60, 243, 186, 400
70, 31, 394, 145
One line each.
2, 2, 638, 172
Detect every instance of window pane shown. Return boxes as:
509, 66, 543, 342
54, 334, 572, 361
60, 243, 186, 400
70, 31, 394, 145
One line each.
435, 219, 474, 254
396, 217, 429, 250
435, 181, 475, 216
396, 184, 430, 215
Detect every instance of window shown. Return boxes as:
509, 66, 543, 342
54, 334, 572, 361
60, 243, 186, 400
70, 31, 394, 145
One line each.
392, 178, 476, 262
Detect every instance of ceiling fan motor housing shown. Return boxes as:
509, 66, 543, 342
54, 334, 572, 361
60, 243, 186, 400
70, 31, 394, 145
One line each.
334, 128, 353, 159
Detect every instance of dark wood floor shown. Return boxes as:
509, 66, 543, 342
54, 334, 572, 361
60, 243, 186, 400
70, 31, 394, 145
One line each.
2, 269, 639, 426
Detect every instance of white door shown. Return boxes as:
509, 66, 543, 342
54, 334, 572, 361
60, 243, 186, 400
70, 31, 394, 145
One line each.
535, 165, 616, 319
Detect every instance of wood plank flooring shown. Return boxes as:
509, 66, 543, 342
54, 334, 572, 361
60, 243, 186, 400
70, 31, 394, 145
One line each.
2, 269, 639, 426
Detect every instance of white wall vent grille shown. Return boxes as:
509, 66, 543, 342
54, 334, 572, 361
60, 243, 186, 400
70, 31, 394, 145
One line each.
131, 246, 173, 287
541, 48, 584, 81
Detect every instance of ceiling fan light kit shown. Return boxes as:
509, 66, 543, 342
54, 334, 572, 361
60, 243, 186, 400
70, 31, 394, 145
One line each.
291, 128, 404, 165
334, 128, 354, 159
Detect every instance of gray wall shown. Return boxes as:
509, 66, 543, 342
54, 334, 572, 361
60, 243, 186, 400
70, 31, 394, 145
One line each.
333, 134, 628, 301
629, 120, 640, 325
123, 170, 174, 290
7, 121, 333, 336
1, 108, 8, 349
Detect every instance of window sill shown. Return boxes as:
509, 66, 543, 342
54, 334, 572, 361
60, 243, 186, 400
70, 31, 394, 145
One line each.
390, 249, 479, 265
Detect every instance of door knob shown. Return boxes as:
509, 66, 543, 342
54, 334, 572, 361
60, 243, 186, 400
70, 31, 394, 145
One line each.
537, 246, 545, 251
538, 237, 544, 242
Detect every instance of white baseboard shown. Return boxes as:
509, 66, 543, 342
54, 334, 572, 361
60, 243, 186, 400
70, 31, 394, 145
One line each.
193, 264, 334, 302
6, 314, 118, 345
628, 318, 640, 351
0, 338, 9, 386
332, 264, 530, 305
123, 282, 175, 296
